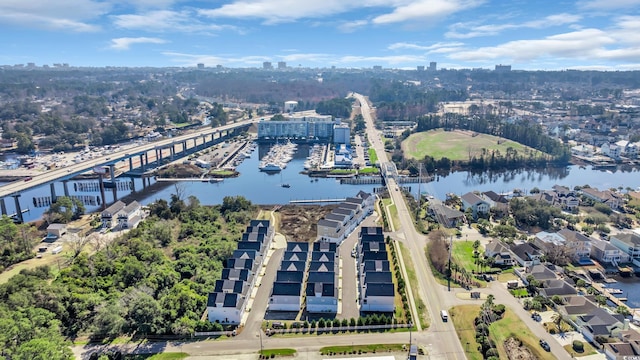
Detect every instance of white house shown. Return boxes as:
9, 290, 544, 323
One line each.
360, 283, 395, 312
460, 192, 490, 218
206, 292, 245, 325
591, 239, 631, 265
306, 282, 338, 313
101, 200, 126, 228
601, 142, 621, 159
269, 282, 303, 312
117, 201, 142, 229
610, 233, 640, 265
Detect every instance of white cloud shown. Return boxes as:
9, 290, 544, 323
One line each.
199, 0, 479, 26
0, 0, 108, 31
112, 10, 236, 33
388, 41, 464, 52
449, 29, 616, 62
110, 37, 167, 50
338, 20, 368, 33
372, 0, 483, 25
446, 13, 582, 39
579, 0, 640, 10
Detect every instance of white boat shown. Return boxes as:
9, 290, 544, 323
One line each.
259, 162, 282, 172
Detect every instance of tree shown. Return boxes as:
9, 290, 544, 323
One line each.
45, 196, 85, 223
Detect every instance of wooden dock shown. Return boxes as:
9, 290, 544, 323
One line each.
591, 282, 630, 309
289, 198, 346, 204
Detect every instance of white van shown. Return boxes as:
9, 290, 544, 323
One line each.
440, 310, 448, 322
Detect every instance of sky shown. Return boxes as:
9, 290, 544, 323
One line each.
2, 0, 640, 70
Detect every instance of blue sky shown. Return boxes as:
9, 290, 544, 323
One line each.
2, 0, 640, 70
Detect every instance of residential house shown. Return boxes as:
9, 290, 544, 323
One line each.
269, 282, 303, 312
534, 229, 592, 262
591, 239, 631, 265
206, 292, 245, 324
116, 201, 142, 229
582, 187, 624, 210
360, 283, 395, 312
601, 142, 622, 159
214, 279, 249, 295
46, 223, 67, 241
610, 233, 640, 265
538, 279, 577, 298
460, 192, 490, 218
428, 203, 465, 228
484, 241, 514, 266
222, 268, 250, 282
557, 295, 599, 320
509, 242, 543, 267
603, 341, 640, 360
576, 307, 626, 343
356, 226, 395, 313
101, 200, 126, 228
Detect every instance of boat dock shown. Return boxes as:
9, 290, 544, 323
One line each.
289, 198, 346, 204
591, 282, 630, 308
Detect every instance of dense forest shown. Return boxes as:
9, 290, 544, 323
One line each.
0, 194, 256, 359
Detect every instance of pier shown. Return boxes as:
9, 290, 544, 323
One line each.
289, 198, 346, 204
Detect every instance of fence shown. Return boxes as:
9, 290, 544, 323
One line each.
194, 323, 412, 337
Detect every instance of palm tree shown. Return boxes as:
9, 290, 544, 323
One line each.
551, 313, 563, 332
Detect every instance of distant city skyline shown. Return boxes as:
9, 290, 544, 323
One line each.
2, 0, 640, 70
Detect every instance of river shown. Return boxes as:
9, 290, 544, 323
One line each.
3, 145, 640, 305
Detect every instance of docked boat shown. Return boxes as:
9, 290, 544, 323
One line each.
281, 183, 291, 188
259, 162, 282, 172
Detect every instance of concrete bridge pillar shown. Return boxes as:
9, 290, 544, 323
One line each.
12, 195, 23, 223
98, 176, 106, 210
129, 157, 133, 171
0, 198, 6, 215
143, 153, 148, 171
109, 164, 117, 201
170, 143, 175, 160
50, 183, 57, 203
63, 181, 69, 197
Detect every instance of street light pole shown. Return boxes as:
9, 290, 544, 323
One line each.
448, 235, 452, 292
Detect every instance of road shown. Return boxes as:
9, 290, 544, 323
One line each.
0, 119, 256, 199
353, 93, 467, 359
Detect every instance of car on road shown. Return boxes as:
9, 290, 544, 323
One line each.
539, 339, 550, 352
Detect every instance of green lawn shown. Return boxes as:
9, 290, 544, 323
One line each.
382, 198, 400, 231
489, 310, 557, 360
563, 341, 599, 357
452, 241, 481, 272
358, 167, 380, 174
329, 169, 356, 175
399, 242, 429, 329
402, 129, 540, 160
368, 148, 378, 164
209, 169, 236, 176
451, 306, 557, 360
259, 348, 296, 357
320, 344, 406, 355
125, 353, 189, 360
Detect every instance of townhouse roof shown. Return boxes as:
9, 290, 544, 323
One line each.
362, 241, 387, 253
332, 208, 354, 217
241, 232, 266, 242
214, 279, 246, 294
361, 250, 389, 261
237, 241, 262, 251
283, 251, 307, 262
275, 270, 304, 283
360, 227, 383, 236
317, 219, 342, 229
246, 225, 269, 234
221, 268, 249, 282
363, 271, 393, 284
363, 260, 390, 272
307, 271, 335, 284
102, 200, 126, 216
482, 190, 508, 203
311, 252, 335, 262
226, 258, 254, 270
325, 213, 349, 223
207, 292, 243, 308
271, 282, 302, 296
364, 283, 395, 297
279, 261, 306, 272
313, 242, 337, 252
306, 282, 335, 297
232, 249, 258, 260
344, 197, 365, 206
286, 242, 309, 253
308, 261, 334, 272
122, 200, 141, 214
356, 190, 373, 200
250, 219, 271, 228
337, 202, 360, 211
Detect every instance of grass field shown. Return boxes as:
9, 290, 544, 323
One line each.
451, 305, 556, 360
319, 344, 406, 355
382, 198, 400, 231
368, 148, 378, 164
399, 242, 430, 329
125, 353, 189, 360
452, 241, 481, 273
402, 129, 538, 160
259, 348, 296, 357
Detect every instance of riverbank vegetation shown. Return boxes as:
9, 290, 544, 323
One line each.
0, 195, 257, 359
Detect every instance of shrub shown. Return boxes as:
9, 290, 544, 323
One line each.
573, 340, 584, 352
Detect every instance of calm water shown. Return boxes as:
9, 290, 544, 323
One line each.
4, 146, 640, 307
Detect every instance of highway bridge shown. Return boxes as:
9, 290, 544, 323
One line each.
0, 119, 255, 222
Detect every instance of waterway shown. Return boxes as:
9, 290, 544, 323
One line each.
4, 146, 640, 306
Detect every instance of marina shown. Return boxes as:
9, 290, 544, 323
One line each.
258, 141, 297, 172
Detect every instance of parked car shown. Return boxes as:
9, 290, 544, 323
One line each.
539, 339, 550, 352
